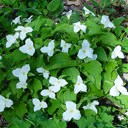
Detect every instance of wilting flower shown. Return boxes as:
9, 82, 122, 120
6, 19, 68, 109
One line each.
83, 101, 99, 114
12, 15, 22, 24
118, 115, 124, 121
66, 10, 72, 19
110, 75, 128, 96
12, 64, 30, 82
40, 40, 55, 56
73, 22, 87, 33
19, 38, 35, 56
49, 76, 68, 92
101, 15, 115, 28
23, 15, 33, 23
32, 98, 47, 112
36, 67, 50, 79
74, 75, 87, 94
111, 45, 124, 59
60, 39, 72, 53
63, 101, 81, 121
16, 81, 27, 89
40, 86, 57, 99
83, 6, 95, 16
84, 54, 97, 63
0, 95, 13, 112
77, 39, 93, 59
15, 26, 33, 40
6, 32, 19, 48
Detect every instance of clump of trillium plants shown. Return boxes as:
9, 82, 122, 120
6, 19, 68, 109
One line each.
0, 4, 128, 128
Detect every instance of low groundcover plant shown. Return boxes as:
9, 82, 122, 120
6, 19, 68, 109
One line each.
1, 2, 128, 128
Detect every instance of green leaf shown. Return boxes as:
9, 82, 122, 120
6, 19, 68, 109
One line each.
57, 89, 76, 104
13, 101, 28, 119
99, 0, 111, 7
52, 23, 79, 42
28, 79, 42, 98
27, 8, 42, 15
94, 47, 107, 61
95, 32, 121, 47
62, 67, 80, 83
90, 0, 100, 7
46, 53, 78, 70
47, 99, 61, 115
70, 10, 80, 24
47, 0, 60, 12
81, 60, 102, 89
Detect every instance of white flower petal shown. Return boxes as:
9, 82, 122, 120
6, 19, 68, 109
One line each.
15, 26, 24, 31
34, 105, 41, 112
63, 110, 72, 121
59, 79, 68, 87
66, 101, 76, 110
20, 32, 26, 40
72, 109, 81, 120
118, 86, 128, 95
40, 90, 49, 96
16, 81, 27, 89
5, 99, 13, 108
26, 27, 33, 33
0, 104, 5, 112
66, 10, 72, 19
77, 49, 86, 59
40, 46, 48, 53
49, 77, 58, 85
12, 68, 21, 77
49, 92, 56, 99
110, 86, 120, 96
41, 101, 48, 108
74, 26, 80, 33
80, 25, 87, 33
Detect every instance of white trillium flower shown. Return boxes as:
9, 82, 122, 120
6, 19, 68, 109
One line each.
83, 6, 95, 16
19, 38, 35, 56
32, 98, 47, 112
40, 86, 57, 99
0, 95, 13, 112
60, 39, 72, 53
74, 75, 87, 94
73, 22, 87, 33
6, 32, 19, 48
110, 75, 128, 96
12, 15, 22, 24
111, 45, 124, 59
84, 54, 97, 63
0, 56, 2, 60
101, 15, 115, 28
118, 115, 124, 121
77, 39, 93, 59
12, 64, 30, 82
49, 76, 68, 92
40, 40, 55, 56
23, 15, 33, 23
66, 10, 72, 19
15, 26, 33, 40
36, 67, 50, 79
83, 100, 99, 114
16, 81, 27, 89
63, 101, 81, 121
125, 111, 128, 116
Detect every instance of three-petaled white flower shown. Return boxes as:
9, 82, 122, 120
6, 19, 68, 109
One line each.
111, 45, 124, 59
118, 115, 124, 121
36, 67, 50, 79
66, 10, 72, 19
74, 75, 87, 94
32, 98, 47, 112
110, 75, 128, 96
40, 86, 57, 99
63, 101, 81, 121
60, 39, 72, 53
23, 15, 33, 23
15, 26, 33, 40
6, 32, 19, 48
12, 15, 22, 24
83, 100, 99, 114
77, 39, 93, 59
83, 6, 95, 16
49, 76, 68, 92
40, 40, 55, 56
84, 54, 97, 63
12, 64, 30, 82
101, 15, 115, 28
16, 81, 27, 89
73, 22, 87, 33
19, 38, 35, 56
0, 95, 13, 112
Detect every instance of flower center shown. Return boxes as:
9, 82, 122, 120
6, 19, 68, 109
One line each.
23, 83, 26, 85
24, 29, 26, 32
29, 47, 32, 50
22, 72, 25, 75
50, 49, 52, 52
64, 45, 67, 47
49, 90, 51, 92
39, 103, 41, 106
43, 70, 46, 73
83, 50, 86, 53
78, 83, 80, 86
57, 81, 60, 84
70, 110, 74, 113
4, 100, 6, 103
78, 26, 81, 28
